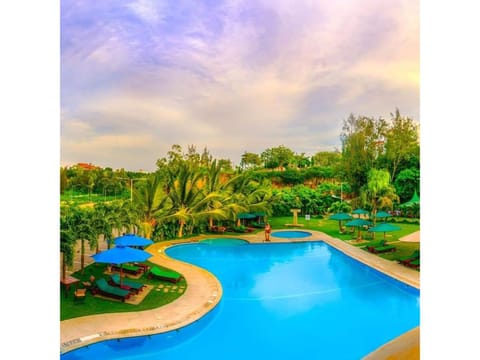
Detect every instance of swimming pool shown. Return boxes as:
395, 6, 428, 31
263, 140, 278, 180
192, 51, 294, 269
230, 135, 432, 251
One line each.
199, 238, 248, 245
271, 230, 312, 238
61, 241, 419, 359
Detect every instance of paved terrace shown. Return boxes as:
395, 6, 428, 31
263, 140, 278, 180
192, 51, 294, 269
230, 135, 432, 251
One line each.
60, 230, 420, 359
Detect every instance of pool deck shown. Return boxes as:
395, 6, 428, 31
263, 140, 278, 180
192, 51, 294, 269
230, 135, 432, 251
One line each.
60, 230, 420, 359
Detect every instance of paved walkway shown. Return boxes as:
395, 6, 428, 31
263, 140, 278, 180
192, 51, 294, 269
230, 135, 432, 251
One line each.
400, 230, 420, 243
60, 230, 420, 358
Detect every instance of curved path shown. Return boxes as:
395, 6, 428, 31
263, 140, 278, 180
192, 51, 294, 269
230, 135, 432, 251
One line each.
60, 230, 420, 359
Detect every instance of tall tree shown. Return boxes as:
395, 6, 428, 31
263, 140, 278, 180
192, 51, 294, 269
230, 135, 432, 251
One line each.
118, 200, 139, 234
164, 162, 225, 237
60, 206, 76, 280
240, 152, 262, 169
133, 174, 171, 239
60, 167, 68, 195
311, 151, 342, 168
341, 113, 388, 195
383, 109, 420, 182
91, 202, 115, 253
200, 147, 212, 167
294, 153, 311, 168
228, 174, 275, 225
69, 206, 96, 275
261, 145, 296, 169
203, 160, 242, 228
361, 168, 399, 225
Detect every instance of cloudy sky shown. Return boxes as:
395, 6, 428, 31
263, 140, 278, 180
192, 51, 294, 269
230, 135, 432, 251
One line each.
60, 0, 419, 171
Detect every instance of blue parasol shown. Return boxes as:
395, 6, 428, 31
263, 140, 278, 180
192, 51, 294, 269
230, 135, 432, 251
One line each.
114, 233, 153, 248
91, 246, 152, 286
91, 246, 152, 265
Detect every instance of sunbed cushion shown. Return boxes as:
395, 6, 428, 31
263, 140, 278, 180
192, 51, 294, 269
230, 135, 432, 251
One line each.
96, 278, 130, 297
111, 274, 144, 290
150, 266, 182, 282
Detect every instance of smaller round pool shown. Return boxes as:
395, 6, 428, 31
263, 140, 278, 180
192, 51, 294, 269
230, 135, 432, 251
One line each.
199, 238, 248, 245
271, 230, 312, 238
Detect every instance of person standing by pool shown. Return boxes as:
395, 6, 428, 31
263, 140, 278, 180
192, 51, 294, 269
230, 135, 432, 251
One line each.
264, 223, 271, 242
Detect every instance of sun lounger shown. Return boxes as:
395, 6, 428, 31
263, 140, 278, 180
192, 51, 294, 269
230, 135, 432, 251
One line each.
93, 278, 130, 302
397, 250, 420, 265
371, 244, 397, 253
363, 240, 386, 253
109, 274, 145, 294
111, 264, 143, 275
148, 266, 183, 283
406, 259, 420, 269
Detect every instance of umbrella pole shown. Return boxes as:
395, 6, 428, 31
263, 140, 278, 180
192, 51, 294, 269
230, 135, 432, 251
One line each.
120, 265, 123, 287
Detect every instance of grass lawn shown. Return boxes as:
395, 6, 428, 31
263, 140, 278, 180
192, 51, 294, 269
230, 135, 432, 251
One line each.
60, 262, 187, 321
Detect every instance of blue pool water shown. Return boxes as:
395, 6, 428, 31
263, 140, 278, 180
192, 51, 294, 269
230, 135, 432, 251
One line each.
271, 230, 312, 238
199, 238, 248, 245
61, 241, 419, 360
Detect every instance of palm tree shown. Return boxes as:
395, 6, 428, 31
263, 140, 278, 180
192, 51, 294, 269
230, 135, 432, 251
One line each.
133, 174, 171, 239
118, 200, 140, 235
164, 162, 226, 237
228, 174, 274, 226
60, 208, 76, 280
70, 206, 96, 275
91, 202, 114, 253
203, 160, 246, 229
108, 202, 125, 246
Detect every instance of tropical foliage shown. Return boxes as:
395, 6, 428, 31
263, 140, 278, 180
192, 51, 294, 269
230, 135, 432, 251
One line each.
60, 110, 420, 273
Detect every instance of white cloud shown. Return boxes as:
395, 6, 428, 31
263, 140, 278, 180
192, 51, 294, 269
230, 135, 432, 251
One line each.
61, 0, 419, 170
125, 0, 166, 25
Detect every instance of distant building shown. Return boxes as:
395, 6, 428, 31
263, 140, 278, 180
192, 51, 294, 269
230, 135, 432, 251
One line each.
75, 163, 100, 171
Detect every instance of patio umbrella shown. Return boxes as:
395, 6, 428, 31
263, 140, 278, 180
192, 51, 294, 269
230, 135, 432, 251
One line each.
91, 246, 152, 286
114, 233, 153, 249
352, 208, 369, 218
345, 218, 372, 240
368, 222, 401, 240
375, 211, 391, 220
329, 213, 353, 232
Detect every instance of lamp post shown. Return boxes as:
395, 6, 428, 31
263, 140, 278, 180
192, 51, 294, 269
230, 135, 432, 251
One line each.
118, 177, 147, 201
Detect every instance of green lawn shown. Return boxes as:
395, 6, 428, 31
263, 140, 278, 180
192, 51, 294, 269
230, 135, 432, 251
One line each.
60, 262, 187, 320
